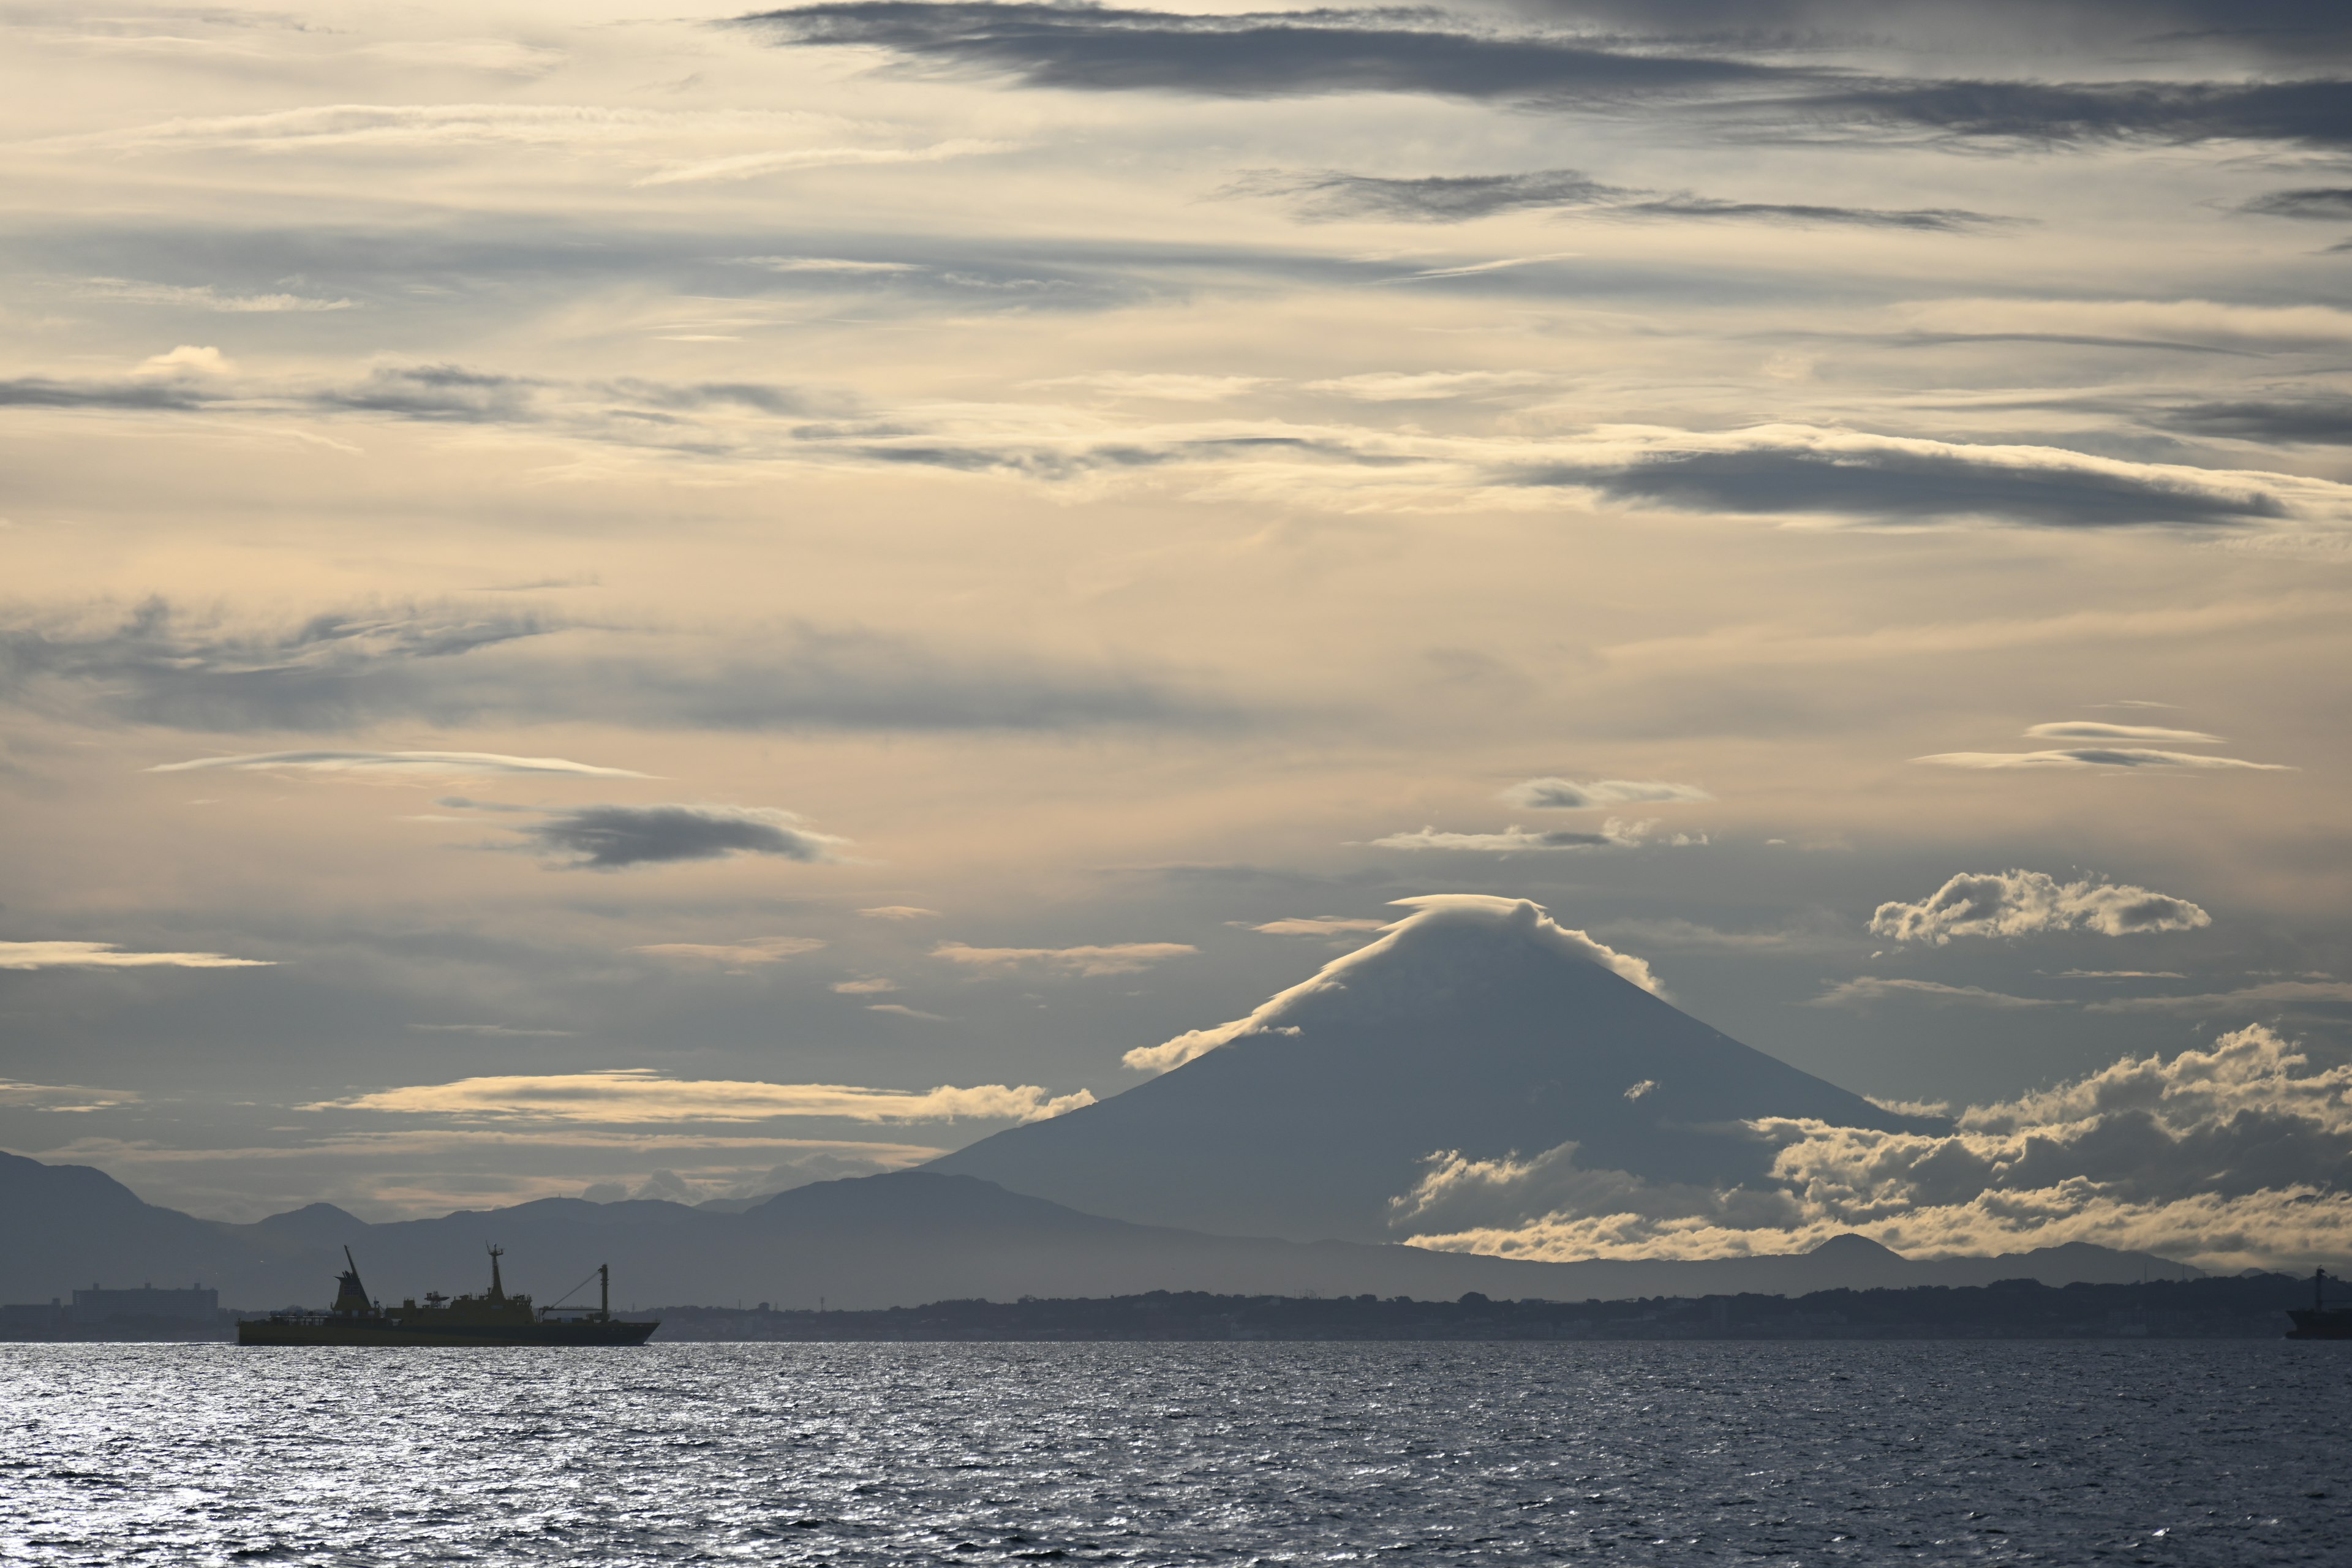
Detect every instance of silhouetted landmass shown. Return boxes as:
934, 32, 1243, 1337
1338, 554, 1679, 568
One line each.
646, 1276, 2313, 1342
0, 1153, 2192, 1312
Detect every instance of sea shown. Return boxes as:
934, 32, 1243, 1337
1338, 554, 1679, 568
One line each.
2, 1341, 2345, 1565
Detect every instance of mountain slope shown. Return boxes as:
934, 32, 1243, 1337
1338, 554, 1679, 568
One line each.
932, 896, 1932, 1242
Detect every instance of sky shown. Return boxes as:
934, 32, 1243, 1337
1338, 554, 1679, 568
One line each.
1, 0, 2348, 1256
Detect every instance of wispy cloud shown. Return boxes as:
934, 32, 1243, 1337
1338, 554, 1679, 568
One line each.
858, 905, 940, 920
632, 937, 828, 964
1806, 976, 2056, 1009
1250, 167, 2007, 231
78, 277, 356, 312
633, 138, 1010, 187
932, 940, 1199, 977
1915, 747, 2290, 771
1243, 915, 1389, 936
2022, 721, 2222, 744
1371, 818, 1654, 852
1498, 777, 1712, 810
0, 940, 271, 970
314, 1069, 1093, 1123
2086, 979, 2352, 1014
150, 749, 652, 779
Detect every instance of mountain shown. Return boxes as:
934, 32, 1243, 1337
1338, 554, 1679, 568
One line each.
0, 1155, 2183, 1314
932, 896, 1937, 1243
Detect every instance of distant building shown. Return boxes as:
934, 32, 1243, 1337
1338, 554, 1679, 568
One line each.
69, 1284, 219, 1324
0, 1300, 66, 1334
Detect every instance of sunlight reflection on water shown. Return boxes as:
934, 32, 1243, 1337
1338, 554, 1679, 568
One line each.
2, 1340, 2345, 1564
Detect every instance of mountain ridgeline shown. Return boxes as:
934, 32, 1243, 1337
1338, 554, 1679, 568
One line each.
933, 896, 1936, 1242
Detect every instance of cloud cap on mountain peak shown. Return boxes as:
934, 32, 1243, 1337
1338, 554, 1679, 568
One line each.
1124, 894, 1662, 1073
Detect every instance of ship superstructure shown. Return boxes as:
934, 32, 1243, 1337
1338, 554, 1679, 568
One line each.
238, 1245, 658, 1346
2286, 1267, 2352, 1340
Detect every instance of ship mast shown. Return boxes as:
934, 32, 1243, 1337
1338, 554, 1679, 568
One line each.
600, 1263, 609, 1319
487, 1243, 505, 1302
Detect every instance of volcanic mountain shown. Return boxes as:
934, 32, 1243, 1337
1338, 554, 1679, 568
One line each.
931, 895, 1933, 1243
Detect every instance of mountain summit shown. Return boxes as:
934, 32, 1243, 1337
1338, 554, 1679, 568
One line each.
931, 895, 1929, 1242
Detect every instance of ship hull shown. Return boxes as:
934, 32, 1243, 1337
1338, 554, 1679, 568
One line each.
2286, 1310, 2352, 1341
238, 1319, 658, 1347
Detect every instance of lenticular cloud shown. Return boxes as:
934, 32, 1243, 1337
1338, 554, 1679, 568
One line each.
1869, 869, 2211, 943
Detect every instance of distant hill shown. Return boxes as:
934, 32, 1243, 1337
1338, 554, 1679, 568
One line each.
933, 897, 1943, 1242
0, 1155, 2189, 1313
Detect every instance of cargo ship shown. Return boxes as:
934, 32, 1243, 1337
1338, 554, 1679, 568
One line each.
2286, 1268, 2352, 1340
238, 1245, 658, 1346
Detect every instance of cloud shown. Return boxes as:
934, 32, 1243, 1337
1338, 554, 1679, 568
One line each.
932, 940, 1199, 977
1402, 1025, 2352, 1272
2243, 187, 2352, 220
0, 375, 213, 411
2086, 980, 2352, 1014
1509, 424, 2303, 528
2022, 721, 2222, 744
1128, 894, 1661, 1072
632, 937, 829, 964
1371, 818, 1654, 851
1898, 296, 2352, 351
1870, 869, 2212, 943
1915, 747, 2290, 771
2160, 395, 2352, 448
633, 138, 1011, 187
1788, 77, 2352, 151
516, 803, 849, 870
1593, 917, 1839, 952
1244, 916, 1389, 936
0, 940, 271, 970
0, 1078, 138, 1112
831, 976, 899, 992
1806, 976, 2057, 1009
1498, 776, 1713, 810
149, 749, 653, 779
858, 905, 940, 919
315, 1069, 1093, 1123
136, 345, 236, 376
0, 599, 1223, 734
736, 5, 1793, 105
866, 1002, 948, 1020
33, 101, 860, 156
1030, 372, 1270, 402
1302, 371, 1555, 402
1250, 167, 2005, 231
408, 1023, 576, 1038
81, 277, 355, 313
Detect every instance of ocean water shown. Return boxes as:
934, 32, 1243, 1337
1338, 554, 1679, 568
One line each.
2, 1341, 2345, 1564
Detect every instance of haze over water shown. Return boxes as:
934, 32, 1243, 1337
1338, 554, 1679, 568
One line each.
5, 1342, 2346, 1565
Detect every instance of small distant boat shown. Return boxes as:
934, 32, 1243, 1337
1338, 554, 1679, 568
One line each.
2286, 1268, 2352, 1341
238, 1245, 658, 1347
